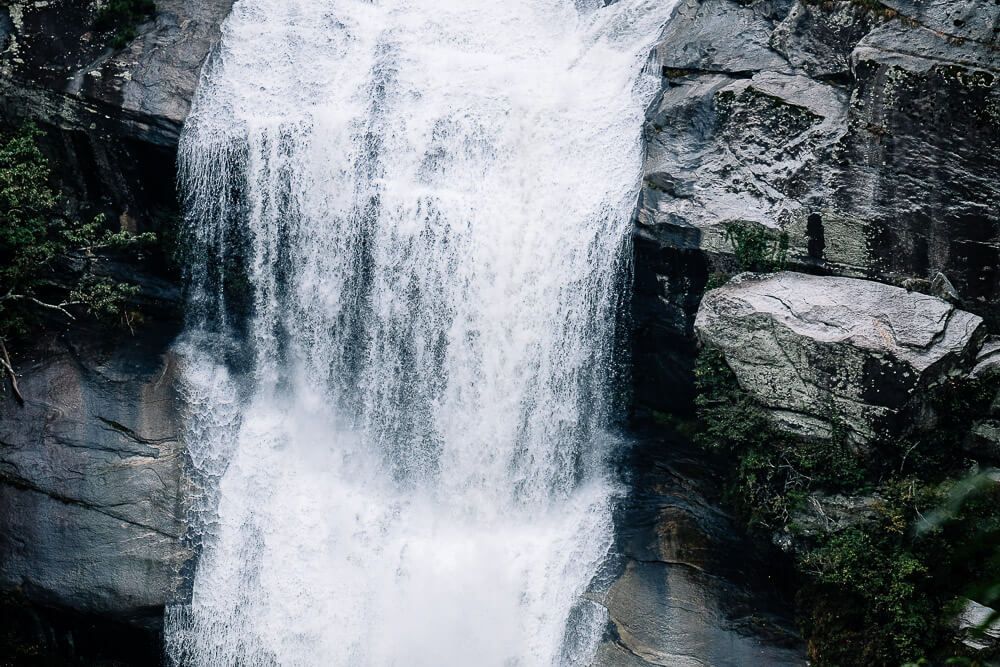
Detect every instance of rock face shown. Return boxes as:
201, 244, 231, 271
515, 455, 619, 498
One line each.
633, 0, 1000, 412
593, 437, 805, 667
0, 325, 189, 634
694, 272, 986, 442
592, 440, 806, 667
0, 0, 233, 222
0, 0, 232, 653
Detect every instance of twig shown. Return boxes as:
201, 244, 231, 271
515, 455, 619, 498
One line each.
899, 441, 920, 473
1, 293, 79, 320
0, 339, 24, 405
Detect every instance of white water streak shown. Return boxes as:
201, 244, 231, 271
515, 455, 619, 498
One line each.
166, 1, 676, 664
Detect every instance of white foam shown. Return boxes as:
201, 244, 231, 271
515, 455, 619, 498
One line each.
166, 1, 677, 664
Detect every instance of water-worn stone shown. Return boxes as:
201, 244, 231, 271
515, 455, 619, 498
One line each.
0, 325, 188, 631
694, 272, 986, 442
633, 0, 1000, 413
593, 438, 805, 666
952, 599, 1000, 653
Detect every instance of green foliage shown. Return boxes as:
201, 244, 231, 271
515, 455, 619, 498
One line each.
704, 271, 732, 290
723, 222, 789, 273
798, 475, 1000, 666
0, 124, 149, 342
693, 344, 1000, 665
94, 0, 156, 50
0, 124, 60, 297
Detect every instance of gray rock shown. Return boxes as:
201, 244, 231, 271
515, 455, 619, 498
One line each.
931, 271, 961, 304
1, 0, 233, 144
0, 326, 189, 630
0, 0, 234, 237
973, 337, 1000, 378
633, 0, 1000, 413
593, 442, 805, 666
771, 2, 883, 79
694, 272, 985, 442
653, 0, 793, 76
781, 493, 881, 547
952, 598, 1000, 653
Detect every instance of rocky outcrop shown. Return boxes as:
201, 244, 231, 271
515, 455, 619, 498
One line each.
593, 438, 805, 666
633, 0, 1000, 412
0, 0, 233, 222
0, 0, 232, 655
0, 324, 189, 637
694, 271, 985, 442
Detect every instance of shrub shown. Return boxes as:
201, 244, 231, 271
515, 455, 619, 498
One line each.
693, 344, 1000, 665
0, 124, 152, 401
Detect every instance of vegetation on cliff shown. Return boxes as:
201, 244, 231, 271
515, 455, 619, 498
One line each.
0, 124, 153, 403
694, 347, 1000, 665
94, 0, 157, 50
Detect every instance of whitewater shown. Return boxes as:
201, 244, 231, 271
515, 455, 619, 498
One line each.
164, 0, 677, 664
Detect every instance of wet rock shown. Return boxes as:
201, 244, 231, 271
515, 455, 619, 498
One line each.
694, 272, 986, 442
652, 0, 794, 76
1, 0, 234, 144
973, 336, 1000, 379
0, 324, 188, 631
0, 0, 234, 232
771, 2, 883, 80
952, 598, 1000, 653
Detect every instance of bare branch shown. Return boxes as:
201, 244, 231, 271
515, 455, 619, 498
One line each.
0, 293, 78, 320
0, 339, 24, 406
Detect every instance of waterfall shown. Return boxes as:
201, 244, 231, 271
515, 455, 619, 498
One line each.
165, 1, 676, 664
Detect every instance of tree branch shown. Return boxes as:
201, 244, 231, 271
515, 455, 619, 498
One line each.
1, 293, 79, 320
0, 339, 24, 406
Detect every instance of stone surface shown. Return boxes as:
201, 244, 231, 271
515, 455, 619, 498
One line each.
0, 0, 234, 229
633, 0, 1000, 413
694, 272, 985, 442
0, 324, 188, 631
952, 598, 1000, 653
593, 436, 805, 667
0, 0, 234, 143
0, 0, 228, 652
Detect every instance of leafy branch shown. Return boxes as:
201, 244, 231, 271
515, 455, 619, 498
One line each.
0, 124, 152, 403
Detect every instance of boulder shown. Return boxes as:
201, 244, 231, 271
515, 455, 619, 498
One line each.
952, 598, 1000, 653
694, 272, 986, 442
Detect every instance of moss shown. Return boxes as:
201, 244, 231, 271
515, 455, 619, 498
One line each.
694, 347, 865, 527
723, 222, 789, 273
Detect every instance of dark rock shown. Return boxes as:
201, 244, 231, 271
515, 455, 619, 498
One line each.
0, 324, 189, 631
952, 598, 1000, 654
0, 0, 234, 231
593, 436, 805, 666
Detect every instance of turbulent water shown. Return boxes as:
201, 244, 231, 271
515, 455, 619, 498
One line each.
165, 1, 677, 664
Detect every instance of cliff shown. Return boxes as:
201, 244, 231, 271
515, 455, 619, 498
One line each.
0, 0, 230, 660
633, 0, 999, 412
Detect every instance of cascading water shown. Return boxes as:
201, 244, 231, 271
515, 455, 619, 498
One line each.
165, 1, 677, 664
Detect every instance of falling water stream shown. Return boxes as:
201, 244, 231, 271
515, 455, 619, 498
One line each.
165, 1, 677, 664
